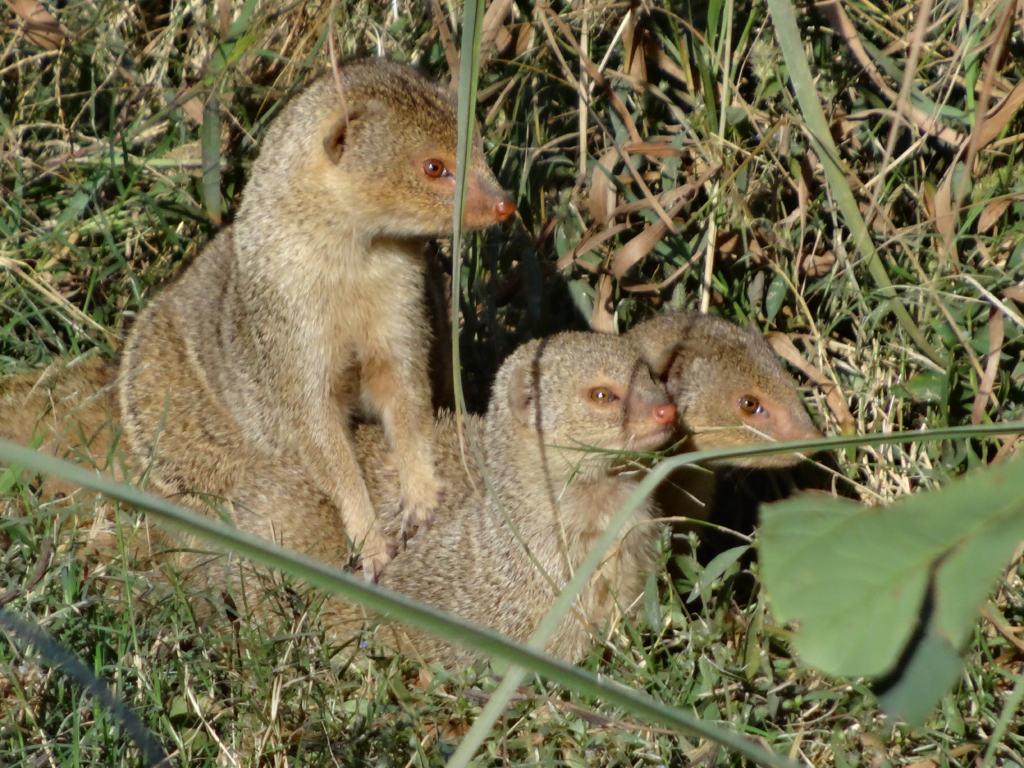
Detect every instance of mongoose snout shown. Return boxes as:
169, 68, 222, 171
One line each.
620, 398, 677, 454
404, 149, 516, 229
726, 389, 822, 447
465, 173, 516, 225
652, 404, 677, 425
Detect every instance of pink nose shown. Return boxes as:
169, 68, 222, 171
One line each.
652, 404, 677, 426
494, 198, 516, 222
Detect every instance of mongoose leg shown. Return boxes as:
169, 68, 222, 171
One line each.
295, 394, 396, 580
358, 343, 439, 545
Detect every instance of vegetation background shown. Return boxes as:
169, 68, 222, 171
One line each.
2, 0, 1024, 765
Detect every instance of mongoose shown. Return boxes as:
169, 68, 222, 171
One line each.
118, 60, 515, 579
627, 312, 822, 464
0, 357, 123, 499
327, 330, 679, 665
626, 311, 822, 525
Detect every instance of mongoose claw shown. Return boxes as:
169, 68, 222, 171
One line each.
360, 554, 387, 583
398, 479, 441, 546
359, 531, 397, 582
399, 503, 436, 547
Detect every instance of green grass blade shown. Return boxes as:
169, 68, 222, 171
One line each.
201, 94, 222, 226
0, 436, 796, 766
765, 0, 946, 367
0, 611, 171, 767
450, 0, 484, 421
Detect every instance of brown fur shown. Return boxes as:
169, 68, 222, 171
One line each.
327, 331, 678, 665
0, 356, 123, 497
118, 60, 513, 580
627, 312, 822, 523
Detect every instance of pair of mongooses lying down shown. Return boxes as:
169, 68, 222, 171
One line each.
346, 315, 821, 665
0, 312, 820, 666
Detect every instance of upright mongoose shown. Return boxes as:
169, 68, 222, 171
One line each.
119, 60, 514, 579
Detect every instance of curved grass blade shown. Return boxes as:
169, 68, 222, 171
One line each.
0, 610, 171, 767
0, 437, 796, 767
765, 0, 946, 367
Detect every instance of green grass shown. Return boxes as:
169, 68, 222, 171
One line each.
3, 0, 1024, 765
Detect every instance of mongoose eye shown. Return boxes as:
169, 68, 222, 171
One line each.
739, 395, 764, 415
589, 387, 618, 404
422, 159, 450, 179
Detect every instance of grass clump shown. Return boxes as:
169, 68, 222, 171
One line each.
3, 0, 1024, 765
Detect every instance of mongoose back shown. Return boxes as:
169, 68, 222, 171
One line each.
0, 357, 122, 499
119, 60, 514, 579
328, 331, 678, 666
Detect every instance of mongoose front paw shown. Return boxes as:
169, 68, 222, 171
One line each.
359, 530, 397, 582
399, 482, 441, 546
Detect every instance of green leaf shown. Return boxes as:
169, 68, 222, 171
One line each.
760, 463, 1024, 726
226, 0, 261, 40
55, 174, 107, 232
765, 272, 788, 323
567, 278, 595, 321
0, 462, 25, 495
688, 544, 749, 603
892, 371, 945, 403
876, 619, 963, 728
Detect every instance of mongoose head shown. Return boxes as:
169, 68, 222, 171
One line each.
627, 313, 822, 468
249, 59, 514, 238
487, 332, 677, 483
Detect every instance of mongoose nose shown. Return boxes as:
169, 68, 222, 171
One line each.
652, 404, 677, 426
494, 198, 516, 222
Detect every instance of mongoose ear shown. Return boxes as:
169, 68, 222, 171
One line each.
322, 105, 367, 165
506, 364, 535, 425
645, 342, 683, 380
